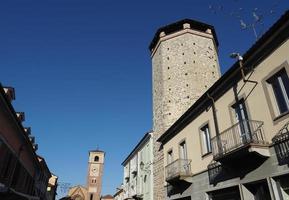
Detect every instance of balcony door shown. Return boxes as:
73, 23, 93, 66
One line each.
233, 99, 251, 143
179, 141, 187, 160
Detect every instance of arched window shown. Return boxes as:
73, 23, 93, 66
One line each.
94, 156, 99, 162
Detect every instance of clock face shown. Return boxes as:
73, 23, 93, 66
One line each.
90, 164, 99, 176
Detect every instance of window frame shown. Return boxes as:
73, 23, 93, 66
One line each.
167, 149, 173, 164
199, 123, 212, 157
267, 68, 289, 115
262, 62, 289, 123
179, 139, 188, 160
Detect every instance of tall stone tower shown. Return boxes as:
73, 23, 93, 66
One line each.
87, 150, 105, 200
149, 19, 221, 200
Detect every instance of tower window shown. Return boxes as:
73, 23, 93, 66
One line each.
94, 156, 99, 162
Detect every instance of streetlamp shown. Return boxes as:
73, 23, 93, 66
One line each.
230, 52, 246, 82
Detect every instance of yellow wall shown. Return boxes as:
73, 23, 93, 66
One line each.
163, 38, 289, 176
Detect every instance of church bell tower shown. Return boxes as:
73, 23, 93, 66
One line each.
87, 150, 105, 200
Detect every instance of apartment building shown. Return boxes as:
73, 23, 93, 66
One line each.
157, 11, 289, 200
0, 84, 53, 200
122, 132, 153, 200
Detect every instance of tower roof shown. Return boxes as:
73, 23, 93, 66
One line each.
149, 18, 219, 51
89, 149, 105, 153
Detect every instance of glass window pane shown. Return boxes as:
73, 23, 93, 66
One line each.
272, 77, 288, 113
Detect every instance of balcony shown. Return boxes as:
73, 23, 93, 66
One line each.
165, 159, 192, 183
272, 121, 289, 164
211, 120, 269, 163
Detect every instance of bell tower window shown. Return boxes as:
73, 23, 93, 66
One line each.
94, 156, 99, 162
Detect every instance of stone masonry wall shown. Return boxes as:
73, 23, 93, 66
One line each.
152, 26, 220, 200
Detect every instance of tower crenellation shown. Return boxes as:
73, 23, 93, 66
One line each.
150, 19, 221, 200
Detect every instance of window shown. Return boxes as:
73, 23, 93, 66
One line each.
267, 68, 289, 115
200, 124, 212, 155
167, 150, 173, 164
94, 156, 99, 162
179, 140, 187, 159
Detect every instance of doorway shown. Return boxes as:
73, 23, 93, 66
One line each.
232, 99, 252, 144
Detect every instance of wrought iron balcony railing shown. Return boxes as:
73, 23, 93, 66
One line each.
211, 120, 267, 160
165, 159, 192, 182
272, 121, 289, 162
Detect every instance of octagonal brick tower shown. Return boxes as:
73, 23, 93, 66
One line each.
149, 19, 221, 200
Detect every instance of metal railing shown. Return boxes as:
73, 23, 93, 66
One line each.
211, 120, 266, 159
272, 121, 289, 161
165, 159, 191, 181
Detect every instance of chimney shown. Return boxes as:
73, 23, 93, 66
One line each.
3, 87, 15, 102
29, 135, 35, 143
33, 144, 38, 151
16, 112, 25, 122
24, 127, 31, 135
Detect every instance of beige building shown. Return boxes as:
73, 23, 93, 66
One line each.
46, 174, 58, 200
157, 11, 289, 200
149, 19, 221, 200
66, 186, 88, 200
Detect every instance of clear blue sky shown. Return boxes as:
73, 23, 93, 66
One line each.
0, 0, 288, 198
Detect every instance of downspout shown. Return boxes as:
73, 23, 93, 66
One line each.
207, 93, 222, 155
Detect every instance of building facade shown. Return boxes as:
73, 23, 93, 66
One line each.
0, 84, 53, 200
149, 19, 221, 200
157, 11, 289, 200
66, 186, 88, 200
122, 132, 153, 200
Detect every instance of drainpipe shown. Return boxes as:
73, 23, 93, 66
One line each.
207, 93, 222, 154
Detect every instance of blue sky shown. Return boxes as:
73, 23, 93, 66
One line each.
0, 0, 288, 198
